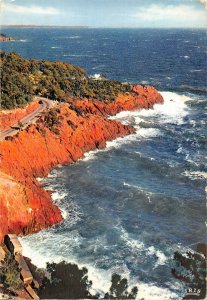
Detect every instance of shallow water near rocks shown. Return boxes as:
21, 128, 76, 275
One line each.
2, 28, 206, 299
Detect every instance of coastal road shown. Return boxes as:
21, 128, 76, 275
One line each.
0, 97, 55, 140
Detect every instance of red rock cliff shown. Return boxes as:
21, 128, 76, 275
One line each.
75, 85, 163, 116
0, 100, 38, 130
0, 85, 163, 243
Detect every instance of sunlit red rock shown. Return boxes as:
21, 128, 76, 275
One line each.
0, 100, 38, 130
0, 86, 163, 242
75, 85, 163, 116
0, 171, 62, 243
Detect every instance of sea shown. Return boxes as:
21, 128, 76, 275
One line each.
1, 28, 206, 299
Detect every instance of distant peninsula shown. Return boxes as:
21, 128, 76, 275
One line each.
0, 25, 89, 28
0, 33, 15, 41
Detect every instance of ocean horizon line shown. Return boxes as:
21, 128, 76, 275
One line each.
0, 25, 206, 30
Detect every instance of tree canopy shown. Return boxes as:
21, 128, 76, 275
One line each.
39, 261, 138, 299
0, 251, 23, 291
0, 51, 131, 109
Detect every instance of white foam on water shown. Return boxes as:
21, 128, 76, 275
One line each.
124, 181, 152, 194
183, 171, 207, 180
51, 46, 60, 49
176, 145, 200, 167
109, 110, 144, 124
46, 168, 62, 179
49, 188, 69, 219
20, 233, 121, 296
189, 119, 196, 127
37, 168, 72, 220
82, 127, 160, 162
185, 154, 200, 167
20, 236, 180, 300
63, 54, 91, 57
124, 181, 153, 202
81, 133, 138, 162
136, 127, 161, 138
19, 90, 192, 300
119, 224, 145, 251
147, 246, 168, 268
65, 35, 80, 39
141, 80, 149, 84
83, 91, 190, 162
118, 224, 168, 270
190, 69, 202, 73
82, 148, 99, 161
112, 91, 190, 126
60, 209, 68, 220
89, 73, 102, 79
36, 177, 44, 182
139, 91, 189, 124
52, 190, 68, 201
47, 172, 58, 178
116, 226, 181, 298
20, 235, 79, 270
137, 282, 182, 300
135, 151, 155, 161
183, 169, 206, 202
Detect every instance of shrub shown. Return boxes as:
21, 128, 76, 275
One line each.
0, 252, 23, 291
104, 274, 138, 299
67, 119, 77, 130
39, 261, 138, 299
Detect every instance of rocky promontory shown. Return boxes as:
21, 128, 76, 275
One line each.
0, 34, 15, 41
0, 85, 163, 243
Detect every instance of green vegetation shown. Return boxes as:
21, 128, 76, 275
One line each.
0, 251, 22, 291
104, 273, 138, 299
42, 108, 61, 135
39, 261, 138, 299
0, 51, 131, 109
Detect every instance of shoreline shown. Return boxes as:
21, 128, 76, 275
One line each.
18, 91, 206, 300
0, 85, 164, 298
0, 84, 163, 243
16, 90, 185, 279
0, 27, 206, 299
1, 90, 206, 299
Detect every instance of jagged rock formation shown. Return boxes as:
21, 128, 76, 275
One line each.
0, 85, 163, 242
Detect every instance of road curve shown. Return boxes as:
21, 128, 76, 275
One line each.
0, 97, 54, 140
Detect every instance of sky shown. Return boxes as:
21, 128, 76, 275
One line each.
0, 0, 206, 28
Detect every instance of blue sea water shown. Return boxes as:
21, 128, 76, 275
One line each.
1, 28, 206, 299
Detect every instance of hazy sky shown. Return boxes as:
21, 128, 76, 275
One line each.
0, 0, 207, 28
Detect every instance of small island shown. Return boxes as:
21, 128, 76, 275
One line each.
0, 34, 15, 41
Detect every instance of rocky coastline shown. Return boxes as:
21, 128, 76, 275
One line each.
0, 84, 163, 243
0, 34, 15, 41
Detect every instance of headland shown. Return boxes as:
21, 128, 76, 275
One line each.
0, 34, 15, 41
0, 52, 163, 243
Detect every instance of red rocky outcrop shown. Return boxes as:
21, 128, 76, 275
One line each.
0, 100, 38, 130
0, 85, 163, 242
75, 85, 163, 116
